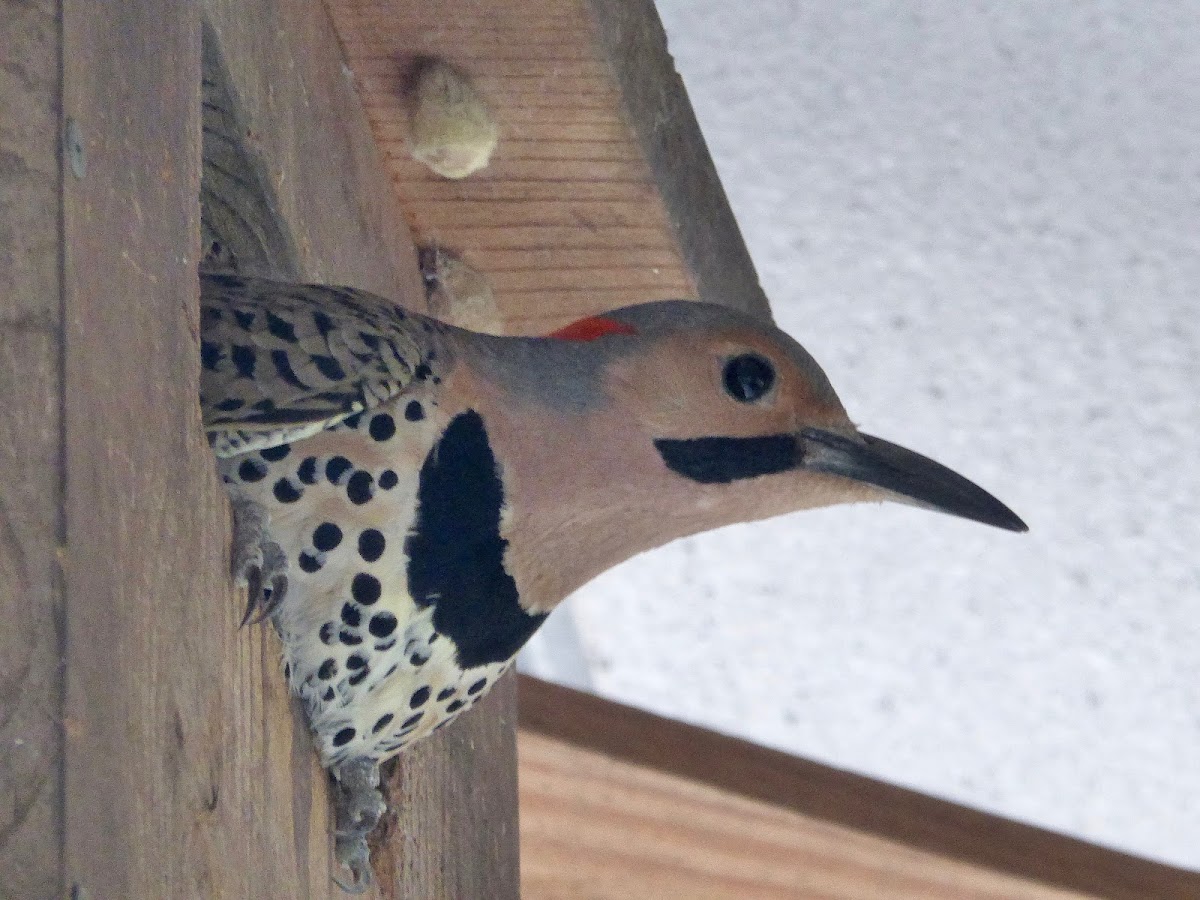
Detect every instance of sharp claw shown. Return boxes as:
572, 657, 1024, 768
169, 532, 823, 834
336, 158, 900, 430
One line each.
332, 837, 373, 893
331, 759, 386, 891
233, 540, 264, 587
240, 542, 289, 627
240, 566, 264, 627
228, 488, 290, 628
265, 571, 288, 615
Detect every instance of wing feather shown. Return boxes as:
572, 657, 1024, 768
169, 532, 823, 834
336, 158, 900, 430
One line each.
200, 273, 428, 456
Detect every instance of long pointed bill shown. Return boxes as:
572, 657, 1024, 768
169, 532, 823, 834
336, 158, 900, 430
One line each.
799, 428, 1028, 532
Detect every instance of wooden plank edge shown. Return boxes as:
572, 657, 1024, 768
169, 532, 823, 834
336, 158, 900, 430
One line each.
585, 0, 770, 319
517, 674, 1200, 900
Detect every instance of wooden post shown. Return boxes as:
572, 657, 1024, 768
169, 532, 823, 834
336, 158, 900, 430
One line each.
1, 1, 65, 897
4, 1, 520, 897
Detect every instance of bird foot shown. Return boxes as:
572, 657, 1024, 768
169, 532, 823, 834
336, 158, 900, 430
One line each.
332, 758, 387, 893
226, 488, 289, 626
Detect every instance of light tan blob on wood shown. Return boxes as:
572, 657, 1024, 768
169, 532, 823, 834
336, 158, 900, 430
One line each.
420, 246, 504, 333
406, 57, 499, 179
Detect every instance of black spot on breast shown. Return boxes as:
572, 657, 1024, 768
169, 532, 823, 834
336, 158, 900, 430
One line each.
322, 687, 335, 702
260, 444, 291, 462
319, 622, 336, 645
373, 713, 394, 734
446, 700, 464, 713
326, 456, 352, 484
201, 341, 223, 371
313, 522, 342, 551
341, 603, 361, 627
352, 573, 381, 605
346, 654, 366, 670
266, 311, 298, 343
405, 410, 547, 668
414, 363, 432, 381
297, 456, 318, 484
342, 413, 362, 430
379, 470, 398, 490
298, 552, 321, 573
358, 331, 381, 350
401, 712, 423, 729
369, 612, 397, 638
467, 678, 487, 695
332, 727, 355, 747
654, 434, 798, 484
436, 687, 456, 702
231, 345, 256, 379
369, 413, 396, 442
409, 651, 429, 667
318, 659, 336, 680
312, 354, 346, 381
409, 686, 430, 708
404, 401, 425, 422
348, 669, 368, 687
358, 529, 385, 562
346, 471, 374, 505
273, 479, 301, 503
237, 458, 267, 482
340, 631, 362, 646
215, 397, 244, 412
234, 310, 255, 330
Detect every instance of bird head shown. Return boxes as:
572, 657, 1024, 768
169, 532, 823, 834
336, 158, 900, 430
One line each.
456, 300, 1025, 608
593, 300, 1027, 533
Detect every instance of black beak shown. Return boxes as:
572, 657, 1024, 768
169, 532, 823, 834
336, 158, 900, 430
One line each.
799, 428, 1028, 532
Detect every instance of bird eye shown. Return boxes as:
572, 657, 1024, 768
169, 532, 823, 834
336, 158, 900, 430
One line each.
722, 354, 775, 403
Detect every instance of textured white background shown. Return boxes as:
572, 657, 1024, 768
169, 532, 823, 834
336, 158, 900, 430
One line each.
521, 0, 1200, 868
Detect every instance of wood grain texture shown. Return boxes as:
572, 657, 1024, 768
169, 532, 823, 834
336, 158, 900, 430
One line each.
61, 3, 230, 897
520, 731, 1089, 900
202, 0, 425, 302
326, 0, 703, 333
0, 1, 64, 897
584, 0, 770, 320
371, 674, 520, 899
519, 676, 1200, 900
201, 3, 520, 897
49, 0, 516, 896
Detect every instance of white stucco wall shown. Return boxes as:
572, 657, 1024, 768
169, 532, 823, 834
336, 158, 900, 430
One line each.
522, 0, 1200, 868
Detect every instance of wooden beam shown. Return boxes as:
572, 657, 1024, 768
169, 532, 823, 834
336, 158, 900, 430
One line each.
583, 0, 770, 319
519, 675, 1200, 900
201, 3, 520, 897
0, 1, 64, 897
326, 0, 770, 333
60, 3, 220, 897
521, 731, 1086, 900
0, 0, 519, 896
200, 2, 520, 896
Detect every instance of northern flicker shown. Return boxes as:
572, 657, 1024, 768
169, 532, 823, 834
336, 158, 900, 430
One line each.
200, 271, 1026, 891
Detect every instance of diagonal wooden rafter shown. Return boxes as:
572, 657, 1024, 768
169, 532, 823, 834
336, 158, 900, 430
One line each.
326, 0, 768, 334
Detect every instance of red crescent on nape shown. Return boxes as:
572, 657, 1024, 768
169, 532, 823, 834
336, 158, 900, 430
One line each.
547, 316, 637, 342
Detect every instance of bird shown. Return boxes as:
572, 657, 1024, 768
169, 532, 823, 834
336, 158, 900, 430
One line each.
199, 270, 1026, 891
